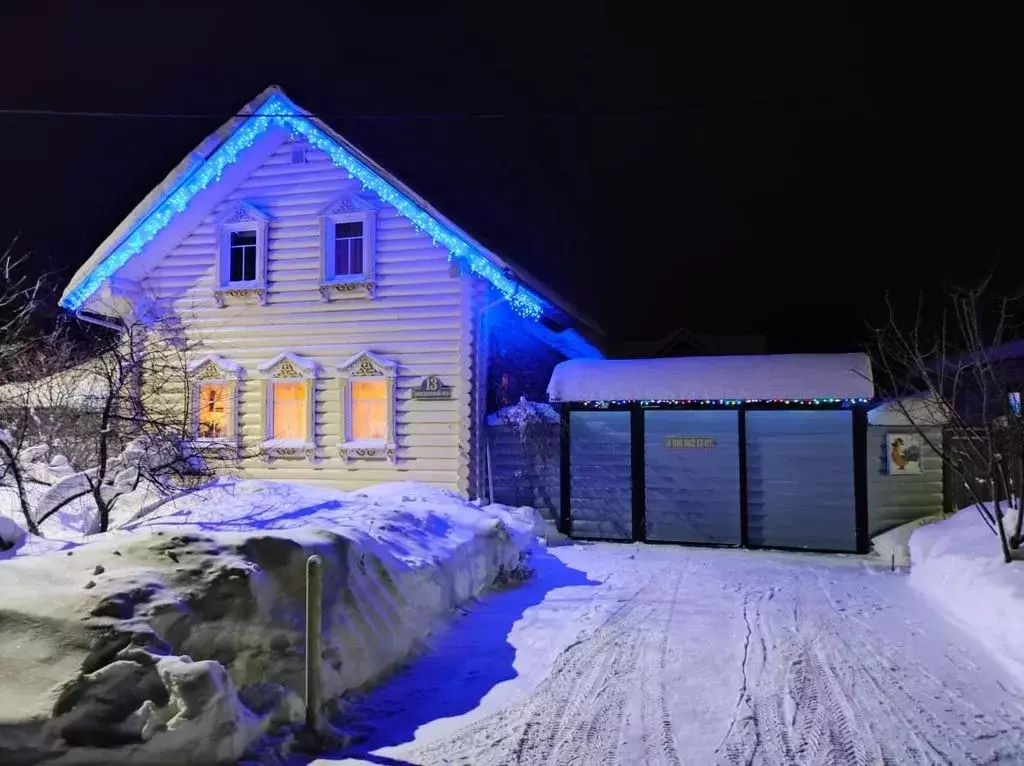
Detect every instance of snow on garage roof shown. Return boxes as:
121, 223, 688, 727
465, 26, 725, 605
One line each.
547, 353, 874, 403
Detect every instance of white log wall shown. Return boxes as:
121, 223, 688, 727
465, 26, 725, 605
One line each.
142, 139, 476, 493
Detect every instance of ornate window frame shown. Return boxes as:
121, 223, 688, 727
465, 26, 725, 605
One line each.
257, 352, 319, 461
214, 201, 270, 308
317, 193, 379, 302
336, 351, 397, 463
188, 355, 243, 453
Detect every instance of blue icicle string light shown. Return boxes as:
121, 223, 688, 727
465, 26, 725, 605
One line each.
62, 94, 546, 319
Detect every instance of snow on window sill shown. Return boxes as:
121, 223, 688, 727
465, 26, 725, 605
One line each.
261, 439, 317, 462
337, 440, 396, 464
213, 285, 267, 308
191, 437, 239, 449
317, 279, 376, 302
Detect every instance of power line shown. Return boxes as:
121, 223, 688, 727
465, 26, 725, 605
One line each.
0, 106, 680, 121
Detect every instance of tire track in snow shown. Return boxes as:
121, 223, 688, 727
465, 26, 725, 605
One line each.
406, 569, 689, 766
713, 561, 1024, 765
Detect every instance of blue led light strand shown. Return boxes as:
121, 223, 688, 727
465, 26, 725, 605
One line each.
62, 94, 546, 319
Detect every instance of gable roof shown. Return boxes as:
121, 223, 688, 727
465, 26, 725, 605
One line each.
60, 86, 603, 356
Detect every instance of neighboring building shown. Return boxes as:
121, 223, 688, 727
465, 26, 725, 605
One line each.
866, 395, 947, 533
611, 330, 767, 359
59, 86, 602, 498
548, 353, 875, 553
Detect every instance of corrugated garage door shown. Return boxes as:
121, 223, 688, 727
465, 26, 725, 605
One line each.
644, 410, 741, 544
745, 410, 856, 552
569, 411, 632, 539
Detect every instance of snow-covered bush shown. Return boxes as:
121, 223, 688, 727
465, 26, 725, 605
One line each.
489, 396, 560, 438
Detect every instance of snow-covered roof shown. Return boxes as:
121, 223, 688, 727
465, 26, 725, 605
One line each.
0, 358, 110, 409
58, 85, 602, 358
867, 394, 950, 426
547, 353, 874, 402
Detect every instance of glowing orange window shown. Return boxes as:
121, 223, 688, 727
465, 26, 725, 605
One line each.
272, 381, 307, 440
350, 380, 387, 441
197, 382, 230, 439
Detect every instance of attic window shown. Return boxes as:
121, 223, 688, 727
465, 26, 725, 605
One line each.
229, 230, 258, 283
215, 201, 270, 306
318, 207, 377, 301
333, 221, 364, 276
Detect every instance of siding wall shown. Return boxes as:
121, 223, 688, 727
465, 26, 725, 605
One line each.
867, 425, 944, 534
746, 410, 857, 552
568, 411, 632, 539
644, 410, 741, 544
485, 423, 560, 520
142, 138, 474, 492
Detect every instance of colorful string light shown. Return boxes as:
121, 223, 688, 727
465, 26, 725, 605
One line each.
577, 397, 871, 408
61, 93, 546, 319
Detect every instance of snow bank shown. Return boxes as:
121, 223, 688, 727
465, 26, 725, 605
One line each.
871, 515, 944, 567
909, 505, 1024, 689
0, 480, 539, 764
0, 514, 26, 550
547, 352, 873, 402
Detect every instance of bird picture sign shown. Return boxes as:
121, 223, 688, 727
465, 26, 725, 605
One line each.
886, 432, 923, 474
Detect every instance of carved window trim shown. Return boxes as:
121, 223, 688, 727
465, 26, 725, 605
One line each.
257, 352, 319, 461
187, 355, 243, 452
336, 351, 397, 464
317, 193, 378, 302
214, 201, 270, 307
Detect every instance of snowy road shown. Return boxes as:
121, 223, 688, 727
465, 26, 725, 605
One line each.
318, 543, 1024, 765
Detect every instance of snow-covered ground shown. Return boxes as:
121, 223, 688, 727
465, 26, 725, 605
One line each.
316, 543, 1024, 765
910, 504, 1024, 691
0, 480, 540, 765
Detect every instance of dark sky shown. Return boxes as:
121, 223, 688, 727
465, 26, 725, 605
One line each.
0, 6, 1020, 353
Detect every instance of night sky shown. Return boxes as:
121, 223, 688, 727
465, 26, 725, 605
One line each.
0, 7, 1020, 353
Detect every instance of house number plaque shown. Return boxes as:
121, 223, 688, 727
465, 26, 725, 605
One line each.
411, 375, 453, 400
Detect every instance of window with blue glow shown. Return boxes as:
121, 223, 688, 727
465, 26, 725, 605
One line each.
229, 230, 258, 283
334, 221, 363, 276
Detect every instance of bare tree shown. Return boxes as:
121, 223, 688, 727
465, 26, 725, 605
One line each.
0, 240, 52, 539
26, 311, 219, 534
872, 277, 1024, 563
2, 279, 243, 537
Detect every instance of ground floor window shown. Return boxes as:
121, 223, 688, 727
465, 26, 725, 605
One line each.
271, 380, 308, 440
198, 382, 231, 439
350, 379, 387, 441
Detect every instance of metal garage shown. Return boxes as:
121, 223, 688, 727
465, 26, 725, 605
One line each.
549, 353, 875, 554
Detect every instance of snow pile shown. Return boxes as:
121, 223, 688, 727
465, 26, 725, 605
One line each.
0, 436, 204, 546
0, 480, 539, 764
871, 515, 944, 566
0, 513, 26, 550
909, 505, 1024, 689
487, 397, 560, 428
547, 352, 874, 402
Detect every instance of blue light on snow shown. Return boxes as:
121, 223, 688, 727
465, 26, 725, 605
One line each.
62, 94, 546, 319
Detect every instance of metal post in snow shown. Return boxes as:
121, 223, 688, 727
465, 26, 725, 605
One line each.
486, 436, 495, 505
305, 554, 323, 734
